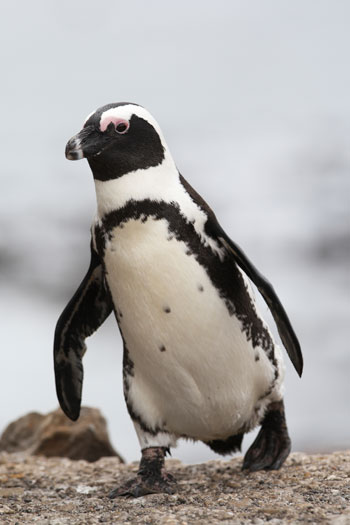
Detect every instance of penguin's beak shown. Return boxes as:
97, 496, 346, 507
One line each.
65, 134, 84, 160
65, 126, 102, 161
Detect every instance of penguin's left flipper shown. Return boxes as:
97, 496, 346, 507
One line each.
54, 241, 113, 421
212, 222, 303, 377
242, 400, 291, 471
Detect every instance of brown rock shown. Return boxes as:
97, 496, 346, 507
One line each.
0, 412, 43, 453
0, 407, 124, 463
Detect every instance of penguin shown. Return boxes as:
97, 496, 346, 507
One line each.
54, 102, 303, 498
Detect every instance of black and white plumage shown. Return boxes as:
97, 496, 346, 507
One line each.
54, 102, 303, 497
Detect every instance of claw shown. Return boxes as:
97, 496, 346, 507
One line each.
109, 474, 176, 498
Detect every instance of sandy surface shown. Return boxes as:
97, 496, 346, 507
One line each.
0, 451, 349, 524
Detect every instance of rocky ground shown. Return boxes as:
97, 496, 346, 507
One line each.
0, 451, 349, 524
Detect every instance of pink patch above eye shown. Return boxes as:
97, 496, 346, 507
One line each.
100, 116, 129, 132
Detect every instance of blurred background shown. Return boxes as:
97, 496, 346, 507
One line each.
0, 0, 349, 463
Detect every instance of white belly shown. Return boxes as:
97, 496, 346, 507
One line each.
103, 217, 279, 441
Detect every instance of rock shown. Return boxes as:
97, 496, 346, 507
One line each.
0, 407, 124, 463
0, 412, 43, 453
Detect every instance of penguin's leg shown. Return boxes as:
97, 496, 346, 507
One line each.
242, 399, 291, 472
109, 446, 176, 498
109, 422, 177, 498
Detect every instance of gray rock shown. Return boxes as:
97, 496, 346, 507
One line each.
0, 407, 123, 463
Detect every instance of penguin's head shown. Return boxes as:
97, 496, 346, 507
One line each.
65, 103, 166, 181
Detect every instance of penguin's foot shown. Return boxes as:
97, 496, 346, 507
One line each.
109, 446, 176, 498
242, 400, 291, 472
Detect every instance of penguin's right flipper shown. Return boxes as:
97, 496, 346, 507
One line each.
54, 241, 113, 421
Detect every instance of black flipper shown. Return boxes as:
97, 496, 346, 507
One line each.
54, 241, 113, 421
209, 221, 303, 377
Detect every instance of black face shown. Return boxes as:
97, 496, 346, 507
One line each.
65, 103, 165, 181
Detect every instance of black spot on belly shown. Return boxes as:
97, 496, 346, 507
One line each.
159, 345, 166, 352
163, 306, 171, 313
186, 249, 192, 256
198, 284, 204, 292
255, 354, 260, 362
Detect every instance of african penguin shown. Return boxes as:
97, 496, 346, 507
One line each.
54, 102, 303, 498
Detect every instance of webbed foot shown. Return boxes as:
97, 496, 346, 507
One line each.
109, 446, 176, 498
242, 400, 291, 472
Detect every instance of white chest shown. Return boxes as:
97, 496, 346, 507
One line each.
102, 216, 279, 441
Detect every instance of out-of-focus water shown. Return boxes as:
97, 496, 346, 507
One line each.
1, 1, 349, 463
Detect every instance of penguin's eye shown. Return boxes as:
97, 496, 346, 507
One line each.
100, 115, 130, 133
115, 120, 129, 134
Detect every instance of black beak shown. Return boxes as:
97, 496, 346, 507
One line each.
65, 126, 102, 161
65, 134, 84, 160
